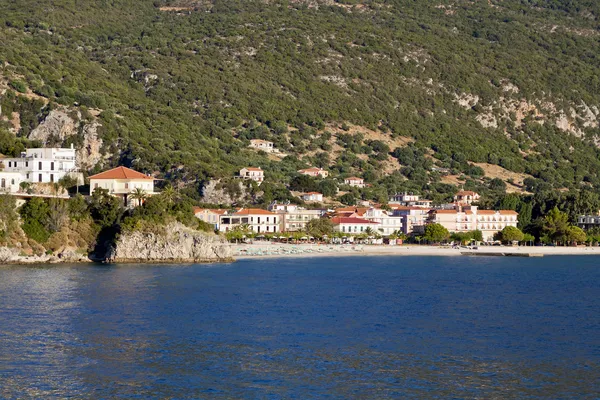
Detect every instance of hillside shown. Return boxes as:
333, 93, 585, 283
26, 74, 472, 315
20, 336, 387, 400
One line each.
1, 0, 600, 208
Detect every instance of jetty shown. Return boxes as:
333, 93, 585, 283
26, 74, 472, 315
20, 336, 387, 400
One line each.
461, 251, 543, 257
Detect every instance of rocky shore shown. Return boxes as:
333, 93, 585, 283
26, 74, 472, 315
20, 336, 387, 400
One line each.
104, 223, 233, 263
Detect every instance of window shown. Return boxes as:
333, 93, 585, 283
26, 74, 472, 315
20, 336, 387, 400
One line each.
8, 162, 11, 168
1, 178, 5, 188
50, 174, 54, 183
39, 162, 42, 170
26, 174, 29, 179
125, 183, 129, 189
25, 162, 28, 167
51, 162, 55, 171
11, 179, 15, 185
94, 183, 98, 189
38, 174, 42, 182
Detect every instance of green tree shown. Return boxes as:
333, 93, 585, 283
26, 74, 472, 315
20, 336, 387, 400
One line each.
130, 188, 148, 207
497, 226, 524, 243
305, 218, 333, 238
340, 193, 356, 205
566, 226, 586, 245
542, 207, 570, 244
424, 223, 450, 243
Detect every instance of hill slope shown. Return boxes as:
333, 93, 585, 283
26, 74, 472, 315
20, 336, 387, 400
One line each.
1, 0, 600, 204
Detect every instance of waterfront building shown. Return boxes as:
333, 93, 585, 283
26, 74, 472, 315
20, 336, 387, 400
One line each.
389, 205, 430, 235
267, 203, 325, 232
193, 208, 228, 230
361, 207, 403, 236
219, 208, 279, 233
427, 206, 518, 241
578, 214, 600, 230
89, 166, 156, 207
331, 216, 380, 235
239, 167, 264, 183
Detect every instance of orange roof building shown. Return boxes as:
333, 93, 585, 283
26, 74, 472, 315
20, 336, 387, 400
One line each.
89, 166, 157, 207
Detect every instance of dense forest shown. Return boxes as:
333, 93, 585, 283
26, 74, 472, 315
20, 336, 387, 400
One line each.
1, 0, 600, 220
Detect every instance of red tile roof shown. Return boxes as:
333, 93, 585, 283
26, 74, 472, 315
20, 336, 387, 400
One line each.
499, 210, 519, 215
304, 192, 322, 195
89, 166, 154, 180
193, 207, 228, 215
234, 208, 276, 215
477, 210, 497, 215
345, 177, 363, 181
242, 167, 263, 172
330, 217, 379, 225
431, 210, 458, 214
456, 190, 479, 196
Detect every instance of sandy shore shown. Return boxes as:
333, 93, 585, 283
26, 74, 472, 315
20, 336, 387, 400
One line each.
232, 243, 600, 260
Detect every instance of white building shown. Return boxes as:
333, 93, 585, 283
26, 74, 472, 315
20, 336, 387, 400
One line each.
0, 146, 77, 184
249, 139, 277, 153
302, 192, 323, 202
344, 177, 365, 188
427, 206, 518, 241
0, 171, 23, 194
454, 190, 480, 205
219, 208, 279, 233
389, 193, 432, 208
89, 166, 156, 207
239, 167, 264, 183
390, 205, 430, 235
331, 216, 380, 235
268, 203, 325, 232
362, 207, 403, 236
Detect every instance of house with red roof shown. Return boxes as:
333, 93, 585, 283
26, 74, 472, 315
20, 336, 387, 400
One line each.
89, 166, 157, 207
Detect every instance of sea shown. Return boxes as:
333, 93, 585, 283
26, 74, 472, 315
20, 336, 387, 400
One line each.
0, 256, 599, 398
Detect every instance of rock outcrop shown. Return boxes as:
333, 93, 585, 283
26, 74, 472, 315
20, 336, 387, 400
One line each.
104, 223, 233, 263
0, 246, 90, 264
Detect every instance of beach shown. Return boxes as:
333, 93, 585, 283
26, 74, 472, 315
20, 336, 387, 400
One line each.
232, 242, 600, 259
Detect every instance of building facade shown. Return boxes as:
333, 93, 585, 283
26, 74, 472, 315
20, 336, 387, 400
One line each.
302, 192, 323, 202
453, 190, 480, 205
89, 166, 156, 207
427, 206, 518, 241
577, 214, 600, 230
389, 193, 432, 208
331, 217, 380, 235
344, 177, 365, 188
249, 139, 277, 153
193, 208, 228, 230
362, 207, 402, 236
268, 203, 325, 232
0, 146, 77, 184
219, 208, 279, 233
239, 167, 264, 183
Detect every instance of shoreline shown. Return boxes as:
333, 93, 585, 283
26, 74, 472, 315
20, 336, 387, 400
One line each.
232, 243, 600, 260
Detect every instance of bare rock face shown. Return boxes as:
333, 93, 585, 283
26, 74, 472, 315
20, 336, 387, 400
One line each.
28, 108, 107, 169
105, 223, 233, 263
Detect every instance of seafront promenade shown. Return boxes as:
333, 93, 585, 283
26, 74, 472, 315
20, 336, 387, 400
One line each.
232, 243, 600, 259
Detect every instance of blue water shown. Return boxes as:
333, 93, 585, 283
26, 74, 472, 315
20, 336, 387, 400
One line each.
0, 256, 599, 398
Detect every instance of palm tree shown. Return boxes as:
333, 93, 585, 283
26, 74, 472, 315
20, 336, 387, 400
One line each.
130, 188, 147, 207
161, 185, 179, 204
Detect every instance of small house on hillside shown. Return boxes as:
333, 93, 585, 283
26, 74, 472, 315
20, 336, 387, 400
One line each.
344, 177, 365, 188
298, 167, 328, 178
454, 190, 480, 205
302, 192, 323, 202
239, 167, 264, 183
249, 139, 277, 153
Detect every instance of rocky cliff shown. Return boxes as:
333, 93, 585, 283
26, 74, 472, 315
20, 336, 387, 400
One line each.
104, 223, 233, 263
